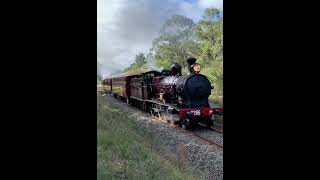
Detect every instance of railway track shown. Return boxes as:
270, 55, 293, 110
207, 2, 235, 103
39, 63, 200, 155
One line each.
211, 127, 223, 133
197, 123, 223, 133
191, 131, 223, 149
174, 124, 223, 149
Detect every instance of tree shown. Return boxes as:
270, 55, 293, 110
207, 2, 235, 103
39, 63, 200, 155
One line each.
134, 53, 146, 66
195, 8, 223, 102
195, 8, 223, 66
150, 15, 200, 69
123, 52, 147, 72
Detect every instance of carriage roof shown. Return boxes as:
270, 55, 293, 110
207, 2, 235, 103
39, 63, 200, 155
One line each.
103, 69, 162, 80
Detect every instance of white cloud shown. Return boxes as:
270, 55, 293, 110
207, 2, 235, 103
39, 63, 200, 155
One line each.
198, 0, 223, 10
97, 0, 125, 25
177, 1, 203, 22
97, 0, 174, 75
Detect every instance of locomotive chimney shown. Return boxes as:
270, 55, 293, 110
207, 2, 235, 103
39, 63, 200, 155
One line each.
187, 57, 196, 74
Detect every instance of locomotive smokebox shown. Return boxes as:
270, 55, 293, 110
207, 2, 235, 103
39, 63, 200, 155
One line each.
175, 73, 211, 108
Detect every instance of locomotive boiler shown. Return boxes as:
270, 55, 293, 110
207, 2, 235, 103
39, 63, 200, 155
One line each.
152, 63, 181, 104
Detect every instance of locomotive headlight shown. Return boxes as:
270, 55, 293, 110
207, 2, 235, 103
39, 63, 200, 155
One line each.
209, 110, 213, 115
192, 63, 201, 73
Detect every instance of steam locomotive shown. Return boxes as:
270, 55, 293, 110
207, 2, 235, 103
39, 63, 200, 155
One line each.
100, 58, 223, 129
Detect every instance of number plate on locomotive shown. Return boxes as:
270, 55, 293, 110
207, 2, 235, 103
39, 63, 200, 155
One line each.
191, 110, 201, 116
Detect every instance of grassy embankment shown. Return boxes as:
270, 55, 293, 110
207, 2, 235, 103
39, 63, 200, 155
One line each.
97, 94, 197, 180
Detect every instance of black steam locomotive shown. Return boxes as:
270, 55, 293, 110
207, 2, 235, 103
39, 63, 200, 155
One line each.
101, 58, 223, 129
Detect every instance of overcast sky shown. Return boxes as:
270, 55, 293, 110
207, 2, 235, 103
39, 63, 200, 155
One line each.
97, 0, 223, 77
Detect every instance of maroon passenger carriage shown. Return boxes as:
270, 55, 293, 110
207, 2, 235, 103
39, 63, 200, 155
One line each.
102, 58, 223, 130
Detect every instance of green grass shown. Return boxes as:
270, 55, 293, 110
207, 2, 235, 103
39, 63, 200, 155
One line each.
97, 95, 198, 180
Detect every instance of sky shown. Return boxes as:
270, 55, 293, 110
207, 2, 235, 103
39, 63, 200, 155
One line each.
97, 0, 223, 77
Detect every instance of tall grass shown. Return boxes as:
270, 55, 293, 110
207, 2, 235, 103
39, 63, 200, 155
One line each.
97, 95, 197, 180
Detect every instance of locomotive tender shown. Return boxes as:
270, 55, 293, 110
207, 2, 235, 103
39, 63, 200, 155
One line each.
101, 58, 223, 129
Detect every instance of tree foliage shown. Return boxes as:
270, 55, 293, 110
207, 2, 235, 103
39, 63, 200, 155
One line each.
123, 52, 147, 72
195, 8, 223, 66
195, 8, 223, 103
151, 15, 199, 69
134, 53, 147, 67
